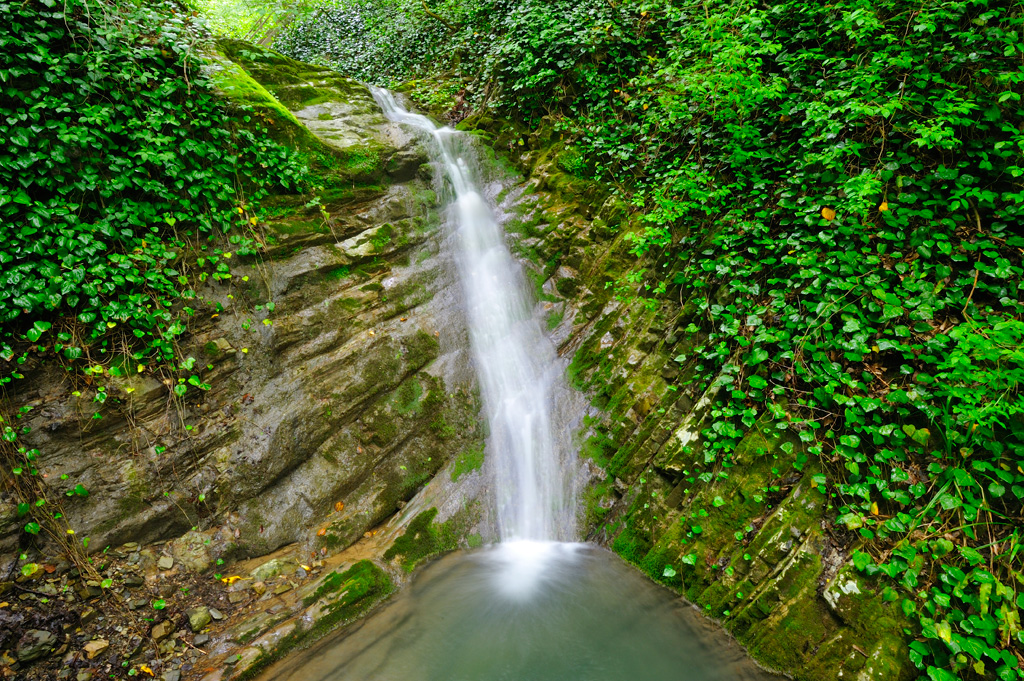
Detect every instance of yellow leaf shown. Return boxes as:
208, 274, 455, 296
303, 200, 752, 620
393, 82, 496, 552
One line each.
223, 252, 232, 259
335, 501, 344, 512
125, 387, 135, 394
0, 602, 9, 608
242, 276, 249, 282
317, 527, 327, 537
221, 575, 242, 584
137, 364, 145, 373
249, 217, 258, 225
237, 207, 243, 214
878, 202, 889, 211
870, 502, 879, 516
241, 348, 249, 354
106, 322, 117, 329
642, 104, 649, 110
871, 345, 880, 353
821, 207, 836, 221
66, 529, 75, 535
140, 664, 154, 677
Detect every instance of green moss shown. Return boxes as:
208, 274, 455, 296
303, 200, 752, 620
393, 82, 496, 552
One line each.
383, 508, 441, 571
237, 561, 393, 681
450, 441, 485, 481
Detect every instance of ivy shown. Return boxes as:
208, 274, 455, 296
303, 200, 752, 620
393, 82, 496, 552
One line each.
1, 0, 306, 551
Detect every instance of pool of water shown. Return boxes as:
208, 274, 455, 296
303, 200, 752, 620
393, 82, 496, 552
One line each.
257, 543, 780, 681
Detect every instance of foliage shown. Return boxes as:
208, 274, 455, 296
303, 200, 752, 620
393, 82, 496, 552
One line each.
1, 0, 305, 548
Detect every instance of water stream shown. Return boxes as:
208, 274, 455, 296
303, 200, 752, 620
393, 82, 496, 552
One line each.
257, 92, 780, 681
372, 87, 578, 546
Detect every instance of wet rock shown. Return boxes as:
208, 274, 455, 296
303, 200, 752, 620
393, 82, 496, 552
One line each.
17, 629, 56, 662
250, 558, 297, 582
157, 555, 174, 571
83, 639, 109, 659
193, 633, 210, 646
187, 606, 212, 632
209, 607, 224, 621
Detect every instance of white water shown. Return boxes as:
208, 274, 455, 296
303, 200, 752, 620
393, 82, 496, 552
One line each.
370, 88, 578, 548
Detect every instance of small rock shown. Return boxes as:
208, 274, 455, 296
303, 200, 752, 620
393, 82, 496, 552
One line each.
272, 583, 292, 596
193, 633, 210, 646
251, 581, 267, 596
250, 558, 298, 582
169, 530, 213, 573
124, 574, 144, 588
151, 620, 174, 641
209, 607, 224, 621
187, 606, 212, 632
296, 567, 308, 579
122, 542, 139, 551
80, 607, 98, 626
17, 629, 57, 662
228, 591, 245, 604
77, 673, 93, 681
162, 671, 181, 681
83, 639, 109, 660
158, 555, 174, 570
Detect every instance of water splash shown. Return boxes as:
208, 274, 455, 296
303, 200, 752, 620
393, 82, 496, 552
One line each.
370, 88, 577, 545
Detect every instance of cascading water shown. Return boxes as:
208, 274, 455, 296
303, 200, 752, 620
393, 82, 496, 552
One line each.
255, 91, 781, 681
370, 88, 578, 549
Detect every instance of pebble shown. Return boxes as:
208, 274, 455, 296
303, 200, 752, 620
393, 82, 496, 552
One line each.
209, 607, 224, 621
158, 555, 174, 570
162, 670, 181, 681
193, 633, 210, 646
83, 639, 109, 659
151, 620, 174, 641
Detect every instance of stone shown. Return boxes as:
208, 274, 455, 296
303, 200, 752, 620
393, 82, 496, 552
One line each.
249, 557, 297, 582
272, 583, 293, 596
228, 591, 245, 604
17, 629, 56, 662
151, 620, 174, 641
157, 555, 174, 570
193, 633, 210, 646
209, 607, 224, 621
77, 673, 93, 681
124, 574, 144, 587
169, 531, 213, 573
162, 671, 181, 681
250, 580, 267, 596
122, 542, 139, 550
83, 639, 109, 660
80, 607, 98, 626
187, 606, 212, 632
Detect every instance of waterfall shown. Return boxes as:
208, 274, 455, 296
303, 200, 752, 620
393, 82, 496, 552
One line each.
370, 88, 578, 546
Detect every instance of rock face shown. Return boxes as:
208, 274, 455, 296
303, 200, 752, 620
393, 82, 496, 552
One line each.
454, 113, 916, 681
1, 43, 485, 568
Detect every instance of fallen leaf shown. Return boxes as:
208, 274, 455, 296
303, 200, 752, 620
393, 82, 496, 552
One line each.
870, 502, 879, 515
317, 528, 327, 537
334, 501, 344, 512
878, 202, 889, 211
821, 207, 836, 221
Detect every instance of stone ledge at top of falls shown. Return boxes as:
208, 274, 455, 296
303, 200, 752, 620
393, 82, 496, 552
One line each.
0, 42, 492, 571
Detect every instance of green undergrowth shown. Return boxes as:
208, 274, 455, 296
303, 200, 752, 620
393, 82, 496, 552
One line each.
0, 0, 309, 549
